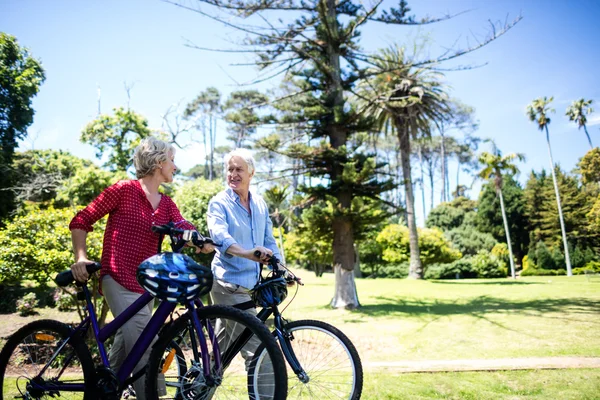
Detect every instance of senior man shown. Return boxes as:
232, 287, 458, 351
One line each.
207, 148, 281, 397
207, 148, 281, 307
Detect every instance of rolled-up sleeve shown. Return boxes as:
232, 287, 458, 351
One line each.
207, 200, 237, 258
69, 181, 122, 232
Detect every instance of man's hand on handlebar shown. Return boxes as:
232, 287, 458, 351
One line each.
250, 246, 273, 264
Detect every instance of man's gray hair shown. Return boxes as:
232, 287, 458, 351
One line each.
133, 137, 175, 179
224, 148, 255, 175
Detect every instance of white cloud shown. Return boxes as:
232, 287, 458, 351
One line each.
587, 114, 600, 127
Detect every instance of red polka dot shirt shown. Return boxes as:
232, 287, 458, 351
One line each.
69, 180, 194, 294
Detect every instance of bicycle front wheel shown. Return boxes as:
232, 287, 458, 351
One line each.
146, 305, 287, 400
253, 319, 363, 399
0, 319, 95, 400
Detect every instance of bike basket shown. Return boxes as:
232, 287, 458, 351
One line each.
251, 276, 288, 308
136, 253, 213, 303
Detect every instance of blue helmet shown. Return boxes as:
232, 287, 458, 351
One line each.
251, 277, 288, 308
136, 253, 213, 303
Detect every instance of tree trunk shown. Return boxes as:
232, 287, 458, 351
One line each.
418, 145, 427, 223
353, 244, 362, 278
396, 119, 423, 279
277, 223, 286, 265
456, 160, 461, 198
325, 0, 359, 308
203, 118, 209, 178
583, 124, 594, 149
544, 126, 572, 276
428, 160, 434, 213
330, 265, 360, 308
440, 131, 446, 203
497, 187, 516, 279
209, 114, 215, 180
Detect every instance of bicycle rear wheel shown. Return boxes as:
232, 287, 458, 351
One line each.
0, 319, 95, 400
252, 319, 363, 399
146, 305, 287, 400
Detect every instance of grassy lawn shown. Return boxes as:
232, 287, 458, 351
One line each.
363, 369, 600, 399
282, 273, 600, 362
1, 273, 599, 398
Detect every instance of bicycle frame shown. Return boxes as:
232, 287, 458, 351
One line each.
36, 282, 220, 393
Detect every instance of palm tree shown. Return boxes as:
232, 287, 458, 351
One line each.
356, 45, 450, 279
566, 99, 594, 149
527, 97, 572, 276
478, 145, 524, 279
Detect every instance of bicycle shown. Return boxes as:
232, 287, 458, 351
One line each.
248, 253, 363, 399
144, 227, 362, 399
0, 225, 288, 400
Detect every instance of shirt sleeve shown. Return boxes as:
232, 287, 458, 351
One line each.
165, 197, 196, 230
69, 181, 124, 232
207, 199, 237, 258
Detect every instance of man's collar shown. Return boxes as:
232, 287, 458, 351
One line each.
225, 187, 252, 203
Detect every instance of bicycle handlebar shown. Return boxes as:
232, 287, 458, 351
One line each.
54, 262, 102, 287
54, 223, 220, 287
152, 223, 220, 253
253, 250, 302, 285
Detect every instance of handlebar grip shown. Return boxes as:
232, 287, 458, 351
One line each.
54, 262, 102, 287
152, 224, 184, 235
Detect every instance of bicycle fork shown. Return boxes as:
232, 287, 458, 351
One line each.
262, 308, 310, 384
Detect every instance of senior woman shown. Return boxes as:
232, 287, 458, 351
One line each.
69, 136, 214, 400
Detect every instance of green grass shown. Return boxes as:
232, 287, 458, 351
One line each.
363, 369, 600, 399
282, 274, 600, 362
2, 273, 599, 399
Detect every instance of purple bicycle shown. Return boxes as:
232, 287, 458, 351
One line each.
0, 224, 287, 400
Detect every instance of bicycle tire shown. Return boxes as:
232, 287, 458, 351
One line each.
145, 305, 288, 400
0, 319, 96, 400
251, 319, 363, 399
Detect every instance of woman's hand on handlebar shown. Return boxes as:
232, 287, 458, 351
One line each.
71, 259, 94, 282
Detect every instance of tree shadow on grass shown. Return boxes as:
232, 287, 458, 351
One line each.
429, 280, 545, 285
352, 295, 600, 321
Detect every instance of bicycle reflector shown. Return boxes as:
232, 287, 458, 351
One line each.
136, 253, 213, 303
251, 277, 288, 308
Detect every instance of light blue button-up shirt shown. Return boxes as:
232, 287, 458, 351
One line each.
207, 187, 281, 289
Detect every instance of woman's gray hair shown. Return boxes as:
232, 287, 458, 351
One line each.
133, 137, 175, 179
224, 148, 255, 175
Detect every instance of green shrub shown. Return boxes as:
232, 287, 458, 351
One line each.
471, 251, 507, 278
445, 227, 497, 256
522, 255, 535, 271
491, 243, 512, 267
521, 267, 566, 276
425, 258, 478, 280
0, 206, 105, 286
573, 261, 600, 275
535, 242, 556, 270
377, 225, 461, 267
53, 288, 76, 311
570, 246, 596, 269
375, 263, 409, 279
584, 261, 600, 272
16, 292, 38, 316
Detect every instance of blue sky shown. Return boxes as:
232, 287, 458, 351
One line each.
2, 0, 600, 224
